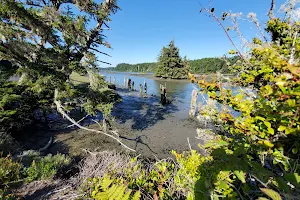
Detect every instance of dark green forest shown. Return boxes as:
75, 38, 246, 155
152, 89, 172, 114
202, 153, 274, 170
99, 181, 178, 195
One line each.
106, 57, 239, 74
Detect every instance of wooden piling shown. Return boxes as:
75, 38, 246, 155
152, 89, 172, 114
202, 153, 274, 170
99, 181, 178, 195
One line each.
189, 89, 198, 118
160, 84, 167, 105
139, 84, 143, 95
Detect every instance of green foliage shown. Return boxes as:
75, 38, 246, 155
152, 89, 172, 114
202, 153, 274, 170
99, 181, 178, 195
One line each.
0, 0, 120, 135
26, 153, 71, 182
0, 82, 41, 133
109, 57, 237, 74
0, 155, 22, 186
155, 40, 188, 79
0, 189, 17, 200
89, 175, 141, 200
0, 60, 17, 82
109, 62, 157, 73
81, 156, 185, 199
188, 57, 238, 74
0, 133, 19, 156
186, 10, 300, 200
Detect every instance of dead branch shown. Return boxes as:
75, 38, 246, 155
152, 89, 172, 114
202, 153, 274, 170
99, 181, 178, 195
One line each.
268, 0, 275, 20
67, 114, 90, 128
199, 6, 248, 63
54, 90, 135, 152
38, 137, 53, 152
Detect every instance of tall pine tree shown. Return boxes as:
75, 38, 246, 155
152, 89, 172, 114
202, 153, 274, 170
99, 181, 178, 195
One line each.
155, 40, 188, 79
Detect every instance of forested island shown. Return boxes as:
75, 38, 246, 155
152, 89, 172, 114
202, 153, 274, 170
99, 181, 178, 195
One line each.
1, 0, 299, 199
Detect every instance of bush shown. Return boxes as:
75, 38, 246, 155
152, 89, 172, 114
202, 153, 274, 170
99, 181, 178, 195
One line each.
0, 82, 39, 134
0, 133, 20, 157
0, 189, 17, 200
26, 153, 71, 182
0, 155, 22, 186
185, 10, 300, 199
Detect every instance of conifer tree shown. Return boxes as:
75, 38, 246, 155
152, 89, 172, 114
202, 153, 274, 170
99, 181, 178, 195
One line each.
0, 0, 126, 144
155, 40, 188, 79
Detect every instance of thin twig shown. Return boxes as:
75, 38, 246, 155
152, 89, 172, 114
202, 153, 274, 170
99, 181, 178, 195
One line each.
200, 6, 247, 62
268, 0, 275, 20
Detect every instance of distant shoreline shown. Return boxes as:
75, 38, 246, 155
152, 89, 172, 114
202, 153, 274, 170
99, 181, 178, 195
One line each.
102, 71, 191, 83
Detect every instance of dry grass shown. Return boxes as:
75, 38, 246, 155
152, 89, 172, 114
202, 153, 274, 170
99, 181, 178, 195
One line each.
70, 72, 89, 84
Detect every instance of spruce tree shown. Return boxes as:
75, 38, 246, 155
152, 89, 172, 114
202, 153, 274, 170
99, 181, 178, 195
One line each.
155, 40, 188, 79
0, 0, 120, 134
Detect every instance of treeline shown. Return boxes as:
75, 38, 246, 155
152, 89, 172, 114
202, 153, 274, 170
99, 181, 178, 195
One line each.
188, 56, 239, 74
107, 57, 239, 74
106, 62, 156, 72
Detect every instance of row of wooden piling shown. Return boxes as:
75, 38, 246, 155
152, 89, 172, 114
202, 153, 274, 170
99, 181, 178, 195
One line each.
107, 75, 169, 104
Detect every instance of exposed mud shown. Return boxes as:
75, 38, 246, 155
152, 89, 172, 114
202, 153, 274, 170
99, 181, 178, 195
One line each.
19, 86, 212, 159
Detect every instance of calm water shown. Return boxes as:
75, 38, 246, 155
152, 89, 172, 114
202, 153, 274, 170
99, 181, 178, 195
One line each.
101, 71, 199, 114
100, 71, 241, 119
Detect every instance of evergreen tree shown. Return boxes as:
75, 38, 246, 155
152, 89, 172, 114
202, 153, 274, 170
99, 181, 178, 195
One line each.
0, 0, 120, 134
155, 40, 188, 79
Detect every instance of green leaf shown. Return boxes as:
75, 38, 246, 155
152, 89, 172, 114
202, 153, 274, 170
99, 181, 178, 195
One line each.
278, 126, 286, 131
233, 170, 246, 183
268, 127, 274, 135
256, 116, 265, 121
284, 173, 300, 187
292, 148, 298, 154
260, 188, 282, 200
264, 121, 271, 128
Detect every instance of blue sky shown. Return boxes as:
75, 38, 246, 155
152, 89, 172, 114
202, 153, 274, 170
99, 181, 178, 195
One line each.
97, 0, 285, 67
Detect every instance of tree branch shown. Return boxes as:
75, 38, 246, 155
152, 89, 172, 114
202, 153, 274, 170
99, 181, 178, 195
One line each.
90, 48, 111, 57
200, 6, 247, 63
268, 0, 275, 20
54, 89, 135, 152
97, 60, 111, 65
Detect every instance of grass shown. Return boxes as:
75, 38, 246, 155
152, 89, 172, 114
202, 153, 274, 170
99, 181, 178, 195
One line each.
70, 72, 89, 84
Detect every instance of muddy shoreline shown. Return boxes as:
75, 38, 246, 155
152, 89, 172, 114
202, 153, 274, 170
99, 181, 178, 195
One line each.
21, 87, 212, 159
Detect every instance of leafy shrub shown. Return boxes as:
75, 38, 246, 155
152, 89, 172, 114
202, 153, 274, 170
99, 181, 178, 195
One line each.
80, 152, 184, 199
0, 189, 17, 200
26, 153, 71, 182
184, 9, 300, 199
89, 175, 141, 200
0, 155, 22, 186
0, 133, 20, 157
